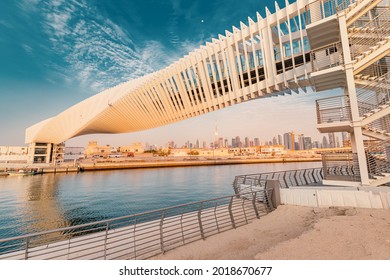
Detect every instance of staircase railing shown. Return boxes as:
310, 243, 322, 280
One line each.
366, 138, 390, 177
316, 95, 352, 123
356, 63, 390, 80
310, 42, 344, 72
349, 7, 390, 60
357, 72, 390, 117
305, 0, 357, 25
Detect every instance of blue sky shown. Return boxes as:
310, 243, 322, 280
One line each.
0, 0, 337, 147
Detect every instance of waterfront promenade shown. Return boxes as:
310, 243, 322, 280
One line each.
152, 204, 390, 260
0, 156, 321, 174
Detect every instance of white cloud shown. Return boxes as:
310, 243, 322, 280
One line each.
31, 0, 177, 93
22, 44, 33, 55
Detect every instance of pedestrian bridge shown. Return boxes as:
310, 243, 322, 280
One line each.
25, 0, 390, 186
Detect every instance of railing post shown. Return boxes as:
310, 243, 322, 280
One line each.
283, 172, 288, 188
303, 169, 309, 185
294, 170, 299, 186
198, 203, 205, 240
180, 213, 185, 245
228, 197, 236, 229
24, 237, 29, 260
252, 192, 260, 219
103, 222, 109, 260
133, 218, 137, 259
160, 211, 165, 253
241, 199, 248, 224
214, 202, 220, 233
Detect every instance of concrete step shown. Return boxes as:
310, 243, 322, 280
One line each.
355, 74, 362, 79
363, 112, 373, 117
368, 76, 378, 81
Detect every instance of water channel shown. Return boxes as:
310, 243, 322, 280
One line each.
0, 161, 321, 240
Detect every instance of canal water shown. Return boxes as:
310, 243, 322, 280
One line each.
0, 162, 321, 240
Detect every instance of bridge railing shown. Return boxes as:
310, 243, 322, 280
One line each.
233, 167, 324, 192
0, 190, 272, 260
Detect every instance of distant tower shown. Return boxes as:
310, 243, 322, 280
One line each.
244, 137, 250, 148
235, 136, 241, 148
297, 134, 304, 150
278, 134, 283, 145
322, 136, 329, 148
283, 131, 295, 150
328, 133, 336, 148
304, 137, 312, 150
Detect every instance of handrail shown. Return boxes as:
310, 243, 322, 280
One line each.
310, 42, 344, 72
233, 167, 324, 191
305, 0, 358, 25
350, 7, 390, 60
366, 138, 390, 177
316, 94, 352, 123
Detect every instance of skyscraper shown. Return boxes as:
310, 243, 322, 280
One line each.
254, 138, 260, 146
297, 134, 304, 150
304, 137, 312, 150
244, 137, 250, 148
322, 136, 329, 148
235, 136, 242, 148
328, 133, 336, 148
278, 134, 283, 145
232, 138, 236, 148
283, 132, 294, 150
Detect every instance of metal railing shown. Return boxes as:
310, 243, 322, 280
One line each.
350, 7, 390, 60
356, 63, 390, 80
310, 42, 344, 72
315, 72, 390, 127
316, 95, 352, 123
0, 190, 272, 260
322, 151, 360, 181
357, 72, 390, 116
305, 0, 357, 25
366, 138, 390, 177
233, 167, 324, 192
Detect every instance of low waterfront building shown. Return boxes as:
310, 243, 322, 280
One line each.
0, 146, 28, 164
64, 147, 85, 161
259, 145, 286, 156
0, 143, 65, 165
85, 141, 111, 158
118, 142, 144, 154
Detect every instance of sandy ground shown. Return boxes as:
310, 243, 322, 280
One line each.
151, 205, 390, 260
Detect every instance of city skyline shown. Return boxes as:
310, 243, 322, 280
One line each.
1, 0, 336, 147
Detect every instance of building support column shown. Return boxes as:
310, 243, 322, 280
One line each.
339, 14, 370, 185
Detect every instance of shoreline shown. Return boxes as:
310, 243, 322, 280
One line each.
0, 157, 321, 174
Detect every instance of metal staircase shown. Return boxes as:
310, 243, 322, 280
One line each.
313, 1, 390, 186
